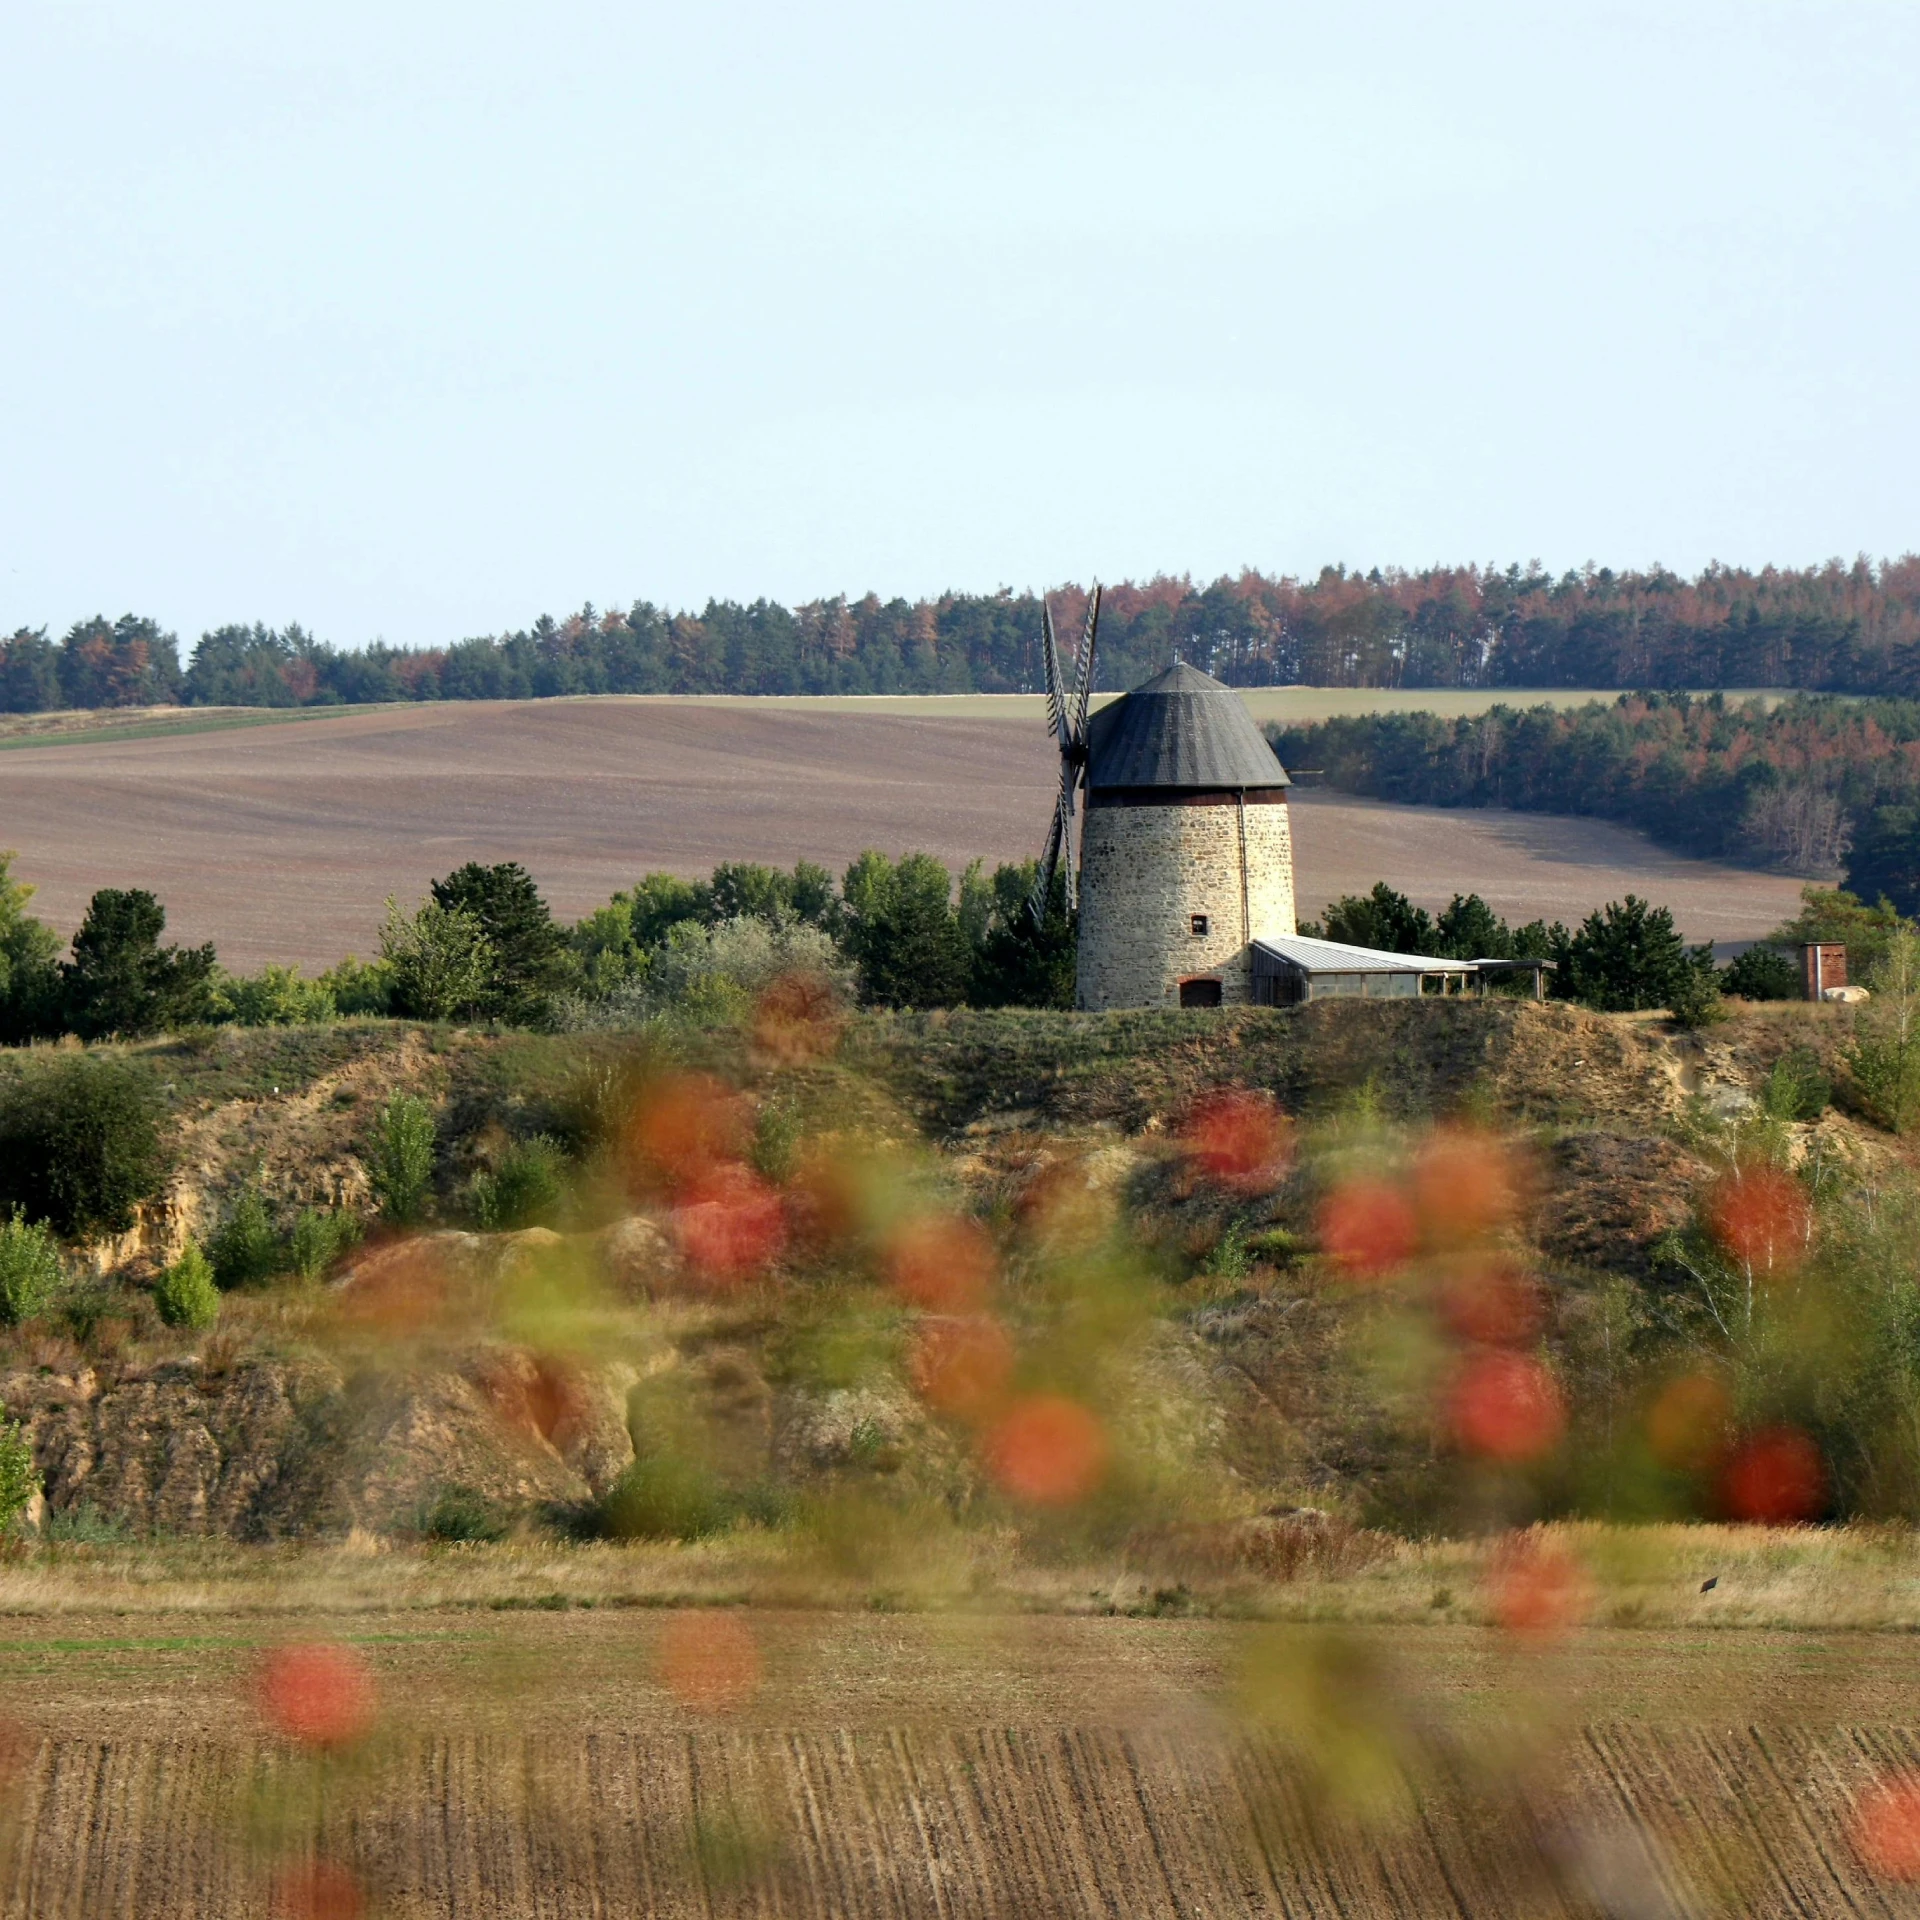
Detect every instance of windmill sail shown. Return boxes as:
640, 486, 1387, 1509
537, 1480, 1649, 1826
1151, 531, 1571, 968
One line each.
1028, 585, 1101, 926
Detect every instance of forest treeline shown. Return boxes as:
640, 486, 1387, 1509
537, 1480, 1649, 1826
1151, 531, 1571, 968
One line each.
9, 555, 1920, 712
1270, 692, 1920, 914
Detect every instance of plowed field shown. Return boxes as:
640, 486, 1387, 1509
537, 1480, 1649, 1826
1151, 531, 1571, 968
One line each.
5, 1612, 1917, 1916
0, 699, 1804, 968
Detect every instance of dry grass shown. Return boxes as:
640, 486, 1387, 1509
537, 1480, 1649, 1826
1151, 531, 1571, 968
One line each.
4, 1521, 1916, 1633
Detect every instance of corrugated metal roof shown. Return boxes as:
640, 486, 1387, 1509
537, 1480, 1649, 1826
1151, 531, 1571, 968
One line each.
1252, 935, 1470, 974
1085, 663, 1291, 790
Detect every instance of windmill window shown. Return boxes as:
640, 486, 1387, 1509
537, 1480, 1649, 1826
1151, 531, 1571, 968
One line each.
1190, 914, 1209, 937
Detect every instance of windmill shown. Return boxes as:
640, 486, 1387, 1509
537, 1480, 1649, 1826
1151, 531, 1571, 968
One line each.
1027, 585, 1102, 925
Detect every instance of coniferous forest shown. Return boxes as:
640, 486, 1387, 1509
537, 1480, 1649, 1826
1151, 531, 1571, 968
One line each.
8, 556, 1920, 713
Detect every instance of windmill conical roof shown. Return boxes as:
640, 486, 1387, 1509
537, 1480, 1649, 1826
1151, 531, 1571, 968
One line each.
1084, 662, 1290, 790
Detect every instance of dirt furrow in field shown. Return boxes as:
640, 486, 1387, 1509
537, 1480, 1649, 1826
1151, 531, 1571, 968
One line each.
8, 1728, 1920, 1917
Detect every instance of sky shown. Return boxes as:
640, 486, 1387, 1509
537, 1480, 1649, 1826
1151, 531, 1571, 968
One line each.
4, 0, 1917, 650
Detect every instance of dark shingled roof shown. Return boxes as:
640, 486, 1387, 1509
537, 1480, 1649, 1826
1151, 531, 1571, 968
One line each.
1084, 662, 1291, 791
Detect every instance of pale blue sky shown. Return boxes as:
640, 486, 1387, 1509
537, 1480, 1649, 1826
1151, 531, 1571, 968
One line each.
4, 0, 1916, 648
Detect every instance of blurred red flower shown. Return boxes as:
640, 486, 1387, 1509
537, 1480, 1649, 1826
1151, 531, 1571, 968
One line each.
886, 1213, 995, 1313
1720, 1425, 1825, 1524
1436, 1259, 1544, 1348
670, 1163, 786, 1284
911, 1316, 1014, 1420
1414, 1129, 1519, 1244
656, 1612, 761, 1714
1181, 1090, 1294, 1192
1317, 1178, 1418, 1278
625, 1073, 751, 1191
1853, 1772, 1920, 1880
258, 1644, 376, 1750
1447, 1351, 1566, 1462
1704, 1166, 1810, 1273
272, 1859, 364, 1920
986, 1395, 1111, 1506
1488, 1537, 1590, 1640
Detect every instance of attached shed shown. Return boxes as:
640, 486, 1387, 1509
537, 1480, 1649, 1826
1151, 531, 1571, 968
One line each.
1251, 934, 1474, 1006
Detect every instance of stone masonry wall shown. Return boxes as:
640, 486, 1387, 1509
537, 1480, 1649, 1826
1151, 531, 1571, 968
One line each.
1076, 797, 1296, 1010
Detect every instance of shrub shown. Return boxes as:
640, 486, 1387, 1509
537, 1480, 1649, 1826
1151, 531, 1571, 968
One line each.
1763, 1048, 1832, 1123
417, 1484, 510, 1543
0, 1413, 35, 1535
1722, 944, 1802, 1001
470, 1136, 568, 1232
367, 1094, 436, 1223
841, 851, 971, 1008
154, 1240, 220, 1329
207, 1185, 286, 1288
318, 955, 395, 1016
0, 1054, 170, 1239
289, 1206, 361, 1282
596, 1454, 735, 1541
429, 862, 572, 1021
0, 1212, 62, 1324
215, 963, 337, 1026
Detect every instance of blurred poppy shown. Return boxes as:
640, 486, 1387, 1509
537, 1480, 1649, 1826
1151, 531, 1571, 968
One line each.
986, 1395, 1111, 1506
1720, 1425, 1825, 1524
1488, 1536, 1590, 1640
624, 1073, 751, 1193
911, 1316, 1014, 1420
1317, 1177, 1419, 1278
1414, 1129, 1519, 1244
656, 1612, 761, 1714
272, 1859, 364, 1920
1181, 1090, 1294, 1193
258, 1643, 376, 1749
670, 1163, 786, 1285
753, 970, 845, 1063
1853, 1772, 1920, 1880
1447, 1351, 1566, 1462
1646, 1373, 1733, 1475
1704, 1166, 1810, 1273
1435, 1259, 1544, 1348
886, 1213, 995, 1313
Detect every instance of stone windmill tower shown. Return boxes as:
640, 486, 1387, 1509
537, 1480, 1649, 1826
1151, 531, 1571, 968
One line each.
1030, 591, 1297, 1010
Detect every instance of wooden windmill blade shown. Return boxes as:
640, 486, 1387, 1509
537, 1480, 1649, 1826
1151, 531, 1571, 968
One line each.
1040, 601, 1068, 749
1027, 788, 1066, 924
1068, 584, 1101, 746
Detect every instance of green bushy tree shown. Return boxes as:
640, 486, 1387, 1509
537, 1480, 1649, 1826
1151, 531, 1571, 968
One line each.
207, 1184, 285, 1288
367, 1094, 437, 1222
841, 850, 971, 1007
0, 853, 64, 1043
0, 1213, 62, 1324
154, 1240, 220, 1329
1722, 944, 1802, 1001
1847, 929, 1920, 1134
289, 1206, 361, 1282
379, 896, 493, 1020
1560, 895, 1714, 1015
0, 1055, 170, 1238
1321, 882, 1438, 954
971, 861, 1076, 1007
429, 861, 571, 1019
61, 889, 216, 1039
470, 1136, 570, 1231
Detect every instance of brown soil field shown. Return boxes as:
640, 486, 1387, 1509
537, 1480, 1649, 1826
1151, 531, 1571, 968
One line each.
5, 699, 1805, 969
5, 1612, 1917, 1916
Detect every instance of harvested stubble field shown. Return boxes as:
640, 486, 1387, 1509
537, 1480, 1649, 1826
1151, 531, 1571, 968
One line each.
5, 1599, 1920, 1917
0, 696, 1805, 968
